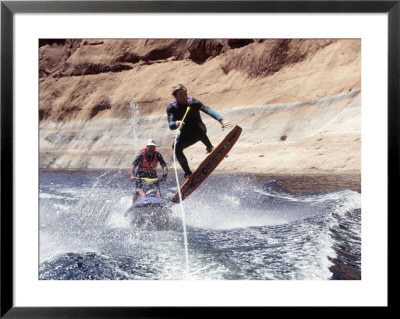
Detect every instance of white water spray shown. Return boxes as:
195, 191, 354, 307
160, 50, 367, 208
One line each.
173, 132, 191, 278
129, 101, 190, 278
129, 102, 139, 153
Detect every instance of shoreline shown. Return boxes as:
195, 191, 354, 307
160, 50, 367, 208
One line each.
40, 168, 361, 195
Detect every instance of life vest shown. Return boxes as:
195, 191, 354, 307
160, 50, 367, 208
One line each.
170, 96, 193, 108
137, 148, 158, 173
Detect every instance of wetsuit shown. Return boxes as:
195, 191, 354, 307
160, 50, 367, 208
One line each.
132, 149, 166, 194
166, 96, 223, 176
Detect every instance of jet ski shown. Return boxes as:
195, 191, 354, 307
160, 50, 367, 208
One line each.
124, 177, 173, 230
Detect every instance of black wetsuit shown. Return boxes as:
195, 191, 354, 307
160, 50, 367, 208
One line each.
166, 96, 223, 176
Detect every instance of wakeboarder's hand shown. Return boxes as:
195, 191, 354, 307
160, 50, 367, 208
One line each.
220, 120, 233, 130
130, 176, 137, 181
176, 121, 184, 128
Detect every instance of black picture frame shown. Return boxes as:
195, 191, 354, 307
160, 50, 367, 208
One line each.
1, 1, 394, 317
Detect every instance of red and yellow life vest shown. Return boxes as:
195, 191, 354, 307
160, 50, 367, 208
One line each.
137, 148, 158, 173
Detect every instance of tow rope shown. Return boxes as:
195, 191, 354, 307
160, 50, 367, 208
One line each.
172, 107, 191, 277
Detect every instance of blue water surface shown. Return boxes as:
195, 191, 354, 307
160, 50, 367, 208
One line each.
39, 170, 361, 280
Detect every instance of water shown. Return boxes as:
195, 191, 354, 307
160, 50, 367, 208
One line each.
39, 170, 361, 280
128, 101, 139, 153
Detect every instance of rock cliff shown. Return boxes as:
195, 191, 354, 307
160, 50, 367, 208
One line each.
39, 39, 361, 174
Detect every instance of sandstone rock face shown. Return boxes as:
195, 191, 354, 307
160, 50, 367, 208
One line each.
39, 39, 361, 174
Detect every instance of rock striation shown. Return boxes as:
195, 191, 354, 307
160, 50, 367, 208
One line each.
39, 39, 361, 174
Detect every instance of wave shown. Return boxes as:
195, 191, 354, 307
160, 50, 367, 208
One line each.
39, 171, 361, 280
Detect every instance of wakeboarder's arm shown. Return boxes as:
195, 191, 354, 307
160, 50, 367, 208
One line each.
196, 99, 233, 130
167, 108, 179, 130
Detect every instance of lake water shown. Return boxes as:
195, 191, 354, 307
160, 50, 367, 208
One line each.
39, 169, 361, 280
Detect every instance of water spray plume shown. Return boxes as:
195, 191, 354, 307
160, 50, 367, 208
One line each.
173, 107, 191, 278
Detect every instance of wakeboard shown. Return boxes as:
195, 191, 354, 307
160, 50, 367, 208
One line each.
171, 125, 242, 203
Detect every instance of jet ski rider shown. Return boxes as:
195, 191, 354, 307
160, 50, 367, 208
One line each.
130, 139, 168, 203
